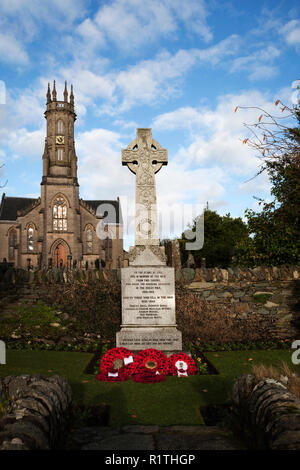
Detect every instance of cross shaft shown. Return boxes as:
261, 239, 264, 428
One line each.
122, 129, 168, 246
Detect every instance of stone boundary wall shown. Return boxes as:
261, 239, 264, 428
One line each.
0, 375, 72, 450
0, 265, 299, 340
177, 265, 300, 284
231, 374, 300, 450
0, 265, 300, 285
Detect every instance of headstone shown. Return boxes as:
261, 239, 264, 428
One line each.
186, 251, 195, 268
116, 129, 182, 353
0, 340, 6, 364
171, 239, 182, 269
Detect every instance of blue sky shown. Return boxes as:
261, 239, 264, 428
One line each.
0, 0, 300, 249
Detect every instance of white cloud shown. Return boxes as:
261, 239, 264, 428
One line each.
280, 19, 300, 47
153, 90, 277, 180
0, 0, 87, 67
92, 0, 212, 51
59, 69, 115, 102
76, 128, 127, 199
238, 170, 271, 195
95, 0, 175, 50
7, 128, 45, 159
0, 85, 45, 152
0, 0, 86, 31
76, 18, 105, 47
51, 35, 239, 117
169, 0, 212, 42
12, 88, 45, 127
152, 107, 203, 131
231, 45, 280, 81
0, 32, 28, 64
113, 35, 239, 111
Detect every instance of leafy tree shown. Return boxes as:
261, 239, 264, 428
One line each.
180, 210, 249, 268
235, 98, 300, 266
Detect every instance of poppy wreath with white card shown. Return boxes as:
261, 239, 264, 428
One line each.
132, 348, 169, 383
97, 347, 135, 382
168, 352, 197, 377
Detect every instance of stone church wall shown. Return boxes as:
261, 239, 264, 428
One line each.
0, 222, 18, 262
18, 204, 41, 269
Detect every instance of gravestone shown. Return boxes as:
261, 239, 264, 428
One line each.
0, 340, 6, 364
187, 251, 195, 268
171, 239, 182, 269
116, 129, 182, 353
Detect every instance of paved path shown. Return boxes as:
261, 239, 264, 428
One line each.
66, 425, 244, 450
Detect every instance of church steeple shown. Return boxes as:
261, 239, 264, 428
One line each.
42, 81, 78, 184
64, 80, 68, 102
46, 83, 51, 104
52, 80, 57, 101
70, 84, 74, 106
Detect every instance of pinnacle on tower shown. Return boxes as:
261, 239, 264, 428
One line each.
70, 84, 74, 105
52, 80, 57, 101
46, 82, 51, 104
64, 80, 68, 102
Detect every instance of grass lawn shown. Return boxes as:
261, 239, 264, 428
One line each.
0, 349, 299, 427
205, 349, 300, 377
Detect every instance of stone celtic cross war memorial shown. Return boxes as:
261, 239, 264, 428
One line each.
117, 129, 182, 353
122, 128, 167, 249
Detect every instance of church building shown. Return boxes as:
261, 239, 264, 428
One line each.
0, 82, 123, 270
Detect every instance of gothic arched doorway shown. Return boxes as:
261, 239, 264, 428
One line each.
53, 243, 67, 268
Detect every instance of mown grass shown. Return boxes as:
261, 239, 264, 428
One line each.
205, 350, 300, 377
1, 349, 298, 427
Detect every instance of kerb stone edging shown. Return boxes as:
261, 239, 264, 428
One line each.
0, 375, 72, 450
231, 374, 300, 450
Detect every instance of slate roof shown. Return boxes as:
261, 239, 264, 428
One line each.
82, 199, 122, 224
0, 193, 122, 224
0, 194, 38, 221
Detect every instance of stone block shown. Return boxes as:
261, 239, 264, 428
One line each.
206, 294, 218, 301
221, 291, 233, 298
187, 281, 214, 290
265, 301, 279, 308
182, 268, 195, 282
194, 268, 204, 281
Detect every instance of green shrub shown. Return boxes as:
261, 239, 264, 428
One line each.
252, 293, 273, 304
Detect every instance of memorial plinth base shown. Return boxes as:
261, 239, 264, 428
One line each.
117, 265, 182, 353
116, 326, 182, 353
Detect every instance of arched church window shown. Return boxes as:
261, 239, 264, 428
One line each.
104, 235, 112, 261
86, 227, 93, 253
57, 149, 63, 161
8, 228, 17, 259
57, 120, 64, 133
27, 225, 34, 252
53, 196, 67, 231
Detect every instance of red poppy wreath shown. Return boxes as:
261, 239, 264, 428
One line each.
97, 347, 135, 382
132, 348, 169, 383
168, 352, 197, 377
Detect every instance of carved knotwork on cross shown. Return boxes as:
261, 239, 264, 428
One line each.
122, 128, 168, 246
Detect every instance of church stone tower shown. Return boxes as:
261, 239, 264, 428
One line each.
40, 81, 82, 266
42, 80, 77, 181
0, 80, 123, 270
